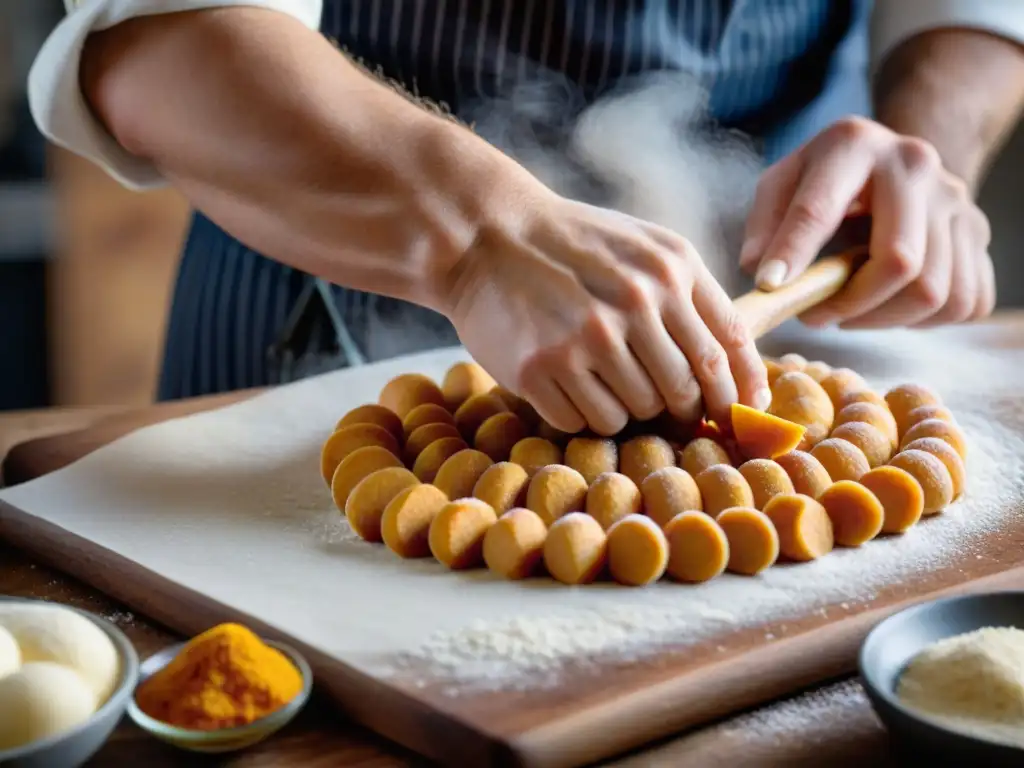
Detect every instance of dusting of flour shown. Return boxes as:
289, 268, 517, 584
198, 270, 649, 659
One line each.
357, 404, 1021, 692
610, 679, 886, 765
1, 323, 1022, 697
715, 679, 874, 744
366, 324, 1024, 691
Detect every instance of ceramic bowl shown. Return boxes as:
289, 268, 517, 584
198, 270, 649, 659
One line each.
125, 638, 312, 754
0, 598, 140, 768
860, 591, 1024, 767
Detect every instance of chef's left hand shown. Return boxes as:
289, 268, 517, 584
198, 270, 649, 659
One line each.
739, 116, 995, 329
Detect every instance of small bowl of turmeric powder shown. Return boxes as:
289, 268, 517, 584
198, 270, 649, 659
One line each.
126, 622, 312, 753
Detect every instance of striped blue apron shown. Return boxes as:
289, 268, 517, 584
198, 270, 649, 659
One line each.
157, 0, 872, 401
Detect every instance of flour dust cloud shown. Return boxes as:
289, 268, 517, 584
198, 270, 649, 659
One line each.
356, 7, 764, 360
462, 50, 763, 298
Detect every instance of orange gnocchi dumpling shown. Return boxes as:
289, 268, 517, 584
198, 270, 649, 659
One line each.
731, 403, 807, 460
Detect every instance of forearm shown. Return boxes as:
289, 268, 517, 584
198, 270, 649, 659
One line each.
79, 7, 529, 312
874, 28, 1024, 192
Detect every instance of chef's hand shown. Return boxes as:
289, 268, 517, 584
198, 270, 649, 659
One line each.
739, 116, 995, 329
443, 193, 771, 436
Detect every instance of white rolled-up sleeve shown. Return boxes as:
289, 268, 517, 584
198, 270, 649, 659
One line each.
27, 0, 323, 190
872, 1, 1024, 73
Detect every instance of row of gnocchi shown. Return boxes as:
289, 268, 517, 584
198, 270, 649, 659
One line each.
762, 354, 965, 458
321, 362, 554, 480
322, 359, 963, 488
334, 442, 955, 588
319, 372, 751, 492
759, 355, 966, 509
318, 358, 967, 587
356, 482, 786, 587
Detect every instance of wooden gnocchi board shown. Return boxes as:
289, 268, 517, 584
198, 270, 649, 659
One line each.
3, 318, 1024, 768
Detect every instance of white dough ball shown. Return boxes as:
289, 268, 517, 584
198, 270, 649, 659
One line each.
0, 662, 97, 750
0, 626, 20, 680
0, 604, 119, 703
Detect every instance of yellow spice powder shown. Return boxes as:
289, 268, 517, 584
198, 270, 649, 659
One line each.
135, 623, 302, 730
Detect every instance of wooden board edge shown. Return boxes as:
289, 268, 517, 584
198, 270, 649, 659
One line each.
3, 424, 102, 485
0, 499, 519, 767
502, 565, 1024, 768
1, 389, 261, 487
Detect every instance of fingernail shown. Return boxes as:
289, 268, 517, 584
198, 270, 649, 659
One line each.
755, 259, 788, 290
754, 387, 772, 411
740, 237, 762, 267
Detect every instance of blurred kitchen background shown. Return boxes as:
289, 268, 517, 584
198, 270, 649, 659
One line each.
0, 2, 1022, 414
1, 0, 190, 413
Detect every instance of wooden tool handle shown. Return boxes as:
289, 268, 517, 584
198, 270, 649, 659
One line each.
733, 249, 864, 340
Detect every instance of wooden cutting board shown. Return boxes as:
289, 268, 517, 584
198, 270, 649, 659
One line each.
2, 319, 1024, 768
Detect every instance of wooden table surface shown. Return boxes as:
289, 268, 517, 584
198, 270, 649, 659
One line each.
0, 378, 927, 767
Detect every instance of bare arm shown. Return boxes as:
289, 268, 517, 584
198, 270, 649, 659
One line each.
79, 7, 535, 314
874, 28, 1024, 192
76, 6, 770, 433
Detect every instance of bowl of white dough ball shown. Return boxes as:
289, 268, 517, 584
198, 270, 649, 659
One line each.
860, 591, 1024, 768
0, 598, 139, 768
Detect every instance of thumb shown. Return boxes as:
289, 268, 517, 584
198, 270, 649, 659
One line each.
753, 164, 872, 291
740, 156, 801, 274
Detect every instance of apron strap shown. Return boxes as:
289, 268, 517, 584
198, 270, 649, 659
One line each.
266, 276, 366, 384
314, 278, 366, 366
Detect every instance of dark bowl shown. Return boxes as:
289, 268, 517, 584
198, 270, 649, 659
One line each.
859, 591, 1024, 767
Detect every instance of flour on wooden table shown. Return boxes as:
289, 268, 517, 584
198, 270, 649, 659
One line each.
607, 678, 885, 766
714, 679, 874, 745
1, 324, 1021, 694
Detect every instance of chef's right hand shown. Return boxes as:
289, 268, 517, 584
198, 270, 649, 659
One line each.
442, 192, 771, 436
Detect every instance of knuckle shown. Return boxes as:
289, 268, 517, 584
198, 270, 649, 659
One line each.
664, 374, 701, 411
617, 272, 651, 312
897, 137, 941, 175
943, 174, 970, 202
913, 278, 947, 311
881, 243, 920, 281
678, 233, 699, 256
515, 352, 551, 393
581, 309, 620, 352
517, 343, 577, 388
717, 310, 753, 351
972, 210, 993, 246
790, 198, 833, 231
828, 115, 874, 144
641, 248, 680, 292
663, 232, 700, 264
944, 292, 973, 323
693, 344, 729, 381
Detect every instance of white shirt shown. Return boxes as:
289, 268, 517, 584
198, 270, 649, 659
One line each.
27, 0, 1024, 191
